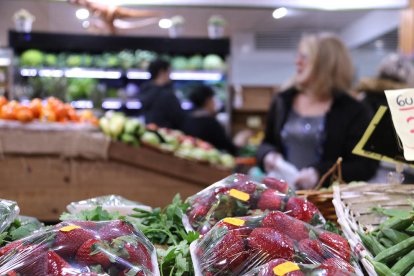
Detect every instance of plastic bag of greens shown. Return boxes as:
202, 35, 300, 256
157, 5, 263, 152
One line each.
0, 216, 44, 246
66, 195, 152, 216
0, 199, 19, 234
190, 211, 356, 275
0, 220, 159, 275
183, 174, 324, 234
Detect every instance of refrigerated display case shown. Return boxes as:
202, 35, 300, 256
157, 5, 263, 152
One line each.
0, 48, 13, 98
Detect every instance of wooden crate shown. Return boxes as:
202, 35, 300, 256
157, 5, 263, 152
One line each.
0, 154, 215, 222
296, 190, 336, 222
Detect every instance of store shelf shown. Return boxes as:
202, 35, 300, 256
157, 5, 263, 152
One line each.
20, 67, 225, 81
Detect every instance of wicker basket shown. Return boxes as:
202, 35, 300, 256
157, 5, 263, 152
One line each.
333, 183, 414, 276
295, 189, 336, 222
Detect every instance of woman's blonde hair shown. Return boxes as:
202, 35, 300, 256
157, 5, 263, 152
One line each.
296, 33, 354, 99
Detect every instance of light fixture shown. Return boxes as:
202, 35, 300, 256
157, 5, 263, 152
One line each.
276, 0, 407, 10
82, 21, 90, 29
272, 7, 288, 19
159, 18, 172, 29
76, 8, 90, 20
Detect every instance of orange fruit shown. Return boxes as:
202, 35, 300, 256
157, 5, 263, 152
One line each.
54, 105, 67, 121
1, 104, 16, 120
0, 96, 8, 109
29, 98, 43, 118
41, 108, 57, 122
16, 107, 34, 123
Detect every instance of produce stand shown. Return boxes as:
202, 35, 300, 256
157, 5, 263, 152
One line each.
0, 122, 231, 222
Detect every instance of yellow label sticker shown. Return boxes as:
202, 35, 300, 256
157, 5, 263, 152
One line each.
229, 189, 250, 201
59, 225, 81, 232
273, 262, 300, 276
223, 217, 245, 227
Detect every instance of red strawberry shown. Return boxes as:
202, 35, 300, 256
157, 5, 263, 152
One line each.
72, 221, 99, 230
262, 212, 309, 241
258, 259, 304, 276
216, 220, 252, 237
47, 250, 73, 276
257, 190, 283, 211
5, 271, 17, 276
98, 220, 134, 241
188, 205, 209, 224
319, 232, 351, 262
210, 230, 248, 271
53, 226, 96, 258
298, 239, 324, 262
285, 197, 320, 223
262, 177, 289, 194
0, 240, 23, 257
76, 239, 111, 268
15, 244, 48, 275
247, 228, 294, 261
319, 258, 354, 276
233, 181, 257, 195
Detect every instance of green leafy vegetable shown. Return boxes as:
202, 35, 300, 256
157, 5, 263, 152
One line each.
130, 194, 199, 276
60, 206, 123, 221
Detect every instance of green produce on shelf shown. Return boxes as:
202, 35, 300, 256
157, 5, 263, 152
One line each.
44, 54, 58, 67
28, 76, 67, 100
171, 56, 188, 70
118, 50, 135, 69
20, 49, 44, 67
187, 55, 203, 70
66, 54, 83, 67
135, 50, 157, 69
66, 78, 98, 101
203, 54, 225, 71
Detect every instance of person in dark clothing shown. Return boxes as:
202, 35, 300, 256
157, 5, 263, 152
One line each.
181, 85, 237, 154
138, 59, 186, 130
257, 33, 378, 189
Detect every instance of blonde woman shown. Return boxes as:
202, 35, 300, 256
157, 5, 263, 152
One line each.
257, 33, 378, 189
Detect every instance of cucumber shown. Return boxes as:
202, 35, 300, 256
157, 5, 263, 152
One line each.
382, 228, 411, 244
379, 216, 414, 231
391, 249, 414, 275
358, 231, 386, 256
374, 236, 414, 264
368, 258, 399, 276
379, 237, 394, 248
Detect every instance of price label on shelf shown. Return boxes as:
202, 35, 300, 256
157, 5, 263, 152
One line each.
385, 89, 414, 160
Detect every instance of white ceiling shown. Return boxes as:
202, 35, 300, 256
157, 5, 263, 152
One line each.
0, 0, 401, 48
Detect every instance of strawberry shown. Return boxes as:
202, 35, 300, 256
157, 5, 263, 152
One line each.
98, 220, 134, 241
319, 258, 354, 276
262, 177, 289, 194
319, 232, 351, 262
298, 239, 324, 262
285, 197, 320, 223
0, 240, 23, 257
15, 244, 48, 275
257, 190, 283, 211
5, 271, 17, 276
71, 221, 99, 230
47, 250, 73, 276
188, 205, 209, 224
258, 259, 304, 276
247, 228, 294, 261
111, 236, 152, 271
53, 226, 96, 258
76, 239, 111, 268
262, 212, 309, 241
232, 181, 257, 195
216, 221, 252, 237
210, 230, 248, 271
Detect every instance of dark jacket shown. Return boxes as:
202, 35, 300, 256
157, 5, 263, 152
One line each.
138, 81, 186, 130
181, 110, 237, 155
257, 87, 378, 185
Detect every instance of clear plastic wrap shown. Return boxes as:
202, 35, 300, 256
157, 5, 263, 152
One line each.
0, 199, 19, 234
66, 195, 152, 215
190, 211, 355, 276
184, 174, 324, 233
0, 220, 159, 276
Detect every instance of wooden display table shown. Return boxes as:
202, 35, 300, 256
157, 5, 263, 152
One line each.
0, 125, 231, 221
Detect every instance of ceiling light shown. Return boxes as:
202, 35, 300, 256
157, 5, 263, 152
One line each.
82, 21, 90, 29
159, 18, 172, 29
273, 7, 288, 19
76, 8, 90, 20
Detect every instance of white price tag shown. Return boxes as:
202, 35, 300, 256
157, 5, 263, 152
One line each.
385, 89, 414, 160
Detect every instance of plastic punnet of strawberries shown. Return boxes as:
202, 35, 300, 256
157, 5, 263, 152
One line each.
184, 174, 325, 234
190, 211, 355, 276
0, 220, 159, 276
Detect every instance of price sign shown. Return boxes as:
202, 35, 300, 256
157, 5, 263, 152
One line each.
385, 89, 414, 161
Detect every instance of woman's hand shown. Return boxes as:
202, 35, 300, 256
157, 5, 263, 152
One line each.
295, 167, 319, 190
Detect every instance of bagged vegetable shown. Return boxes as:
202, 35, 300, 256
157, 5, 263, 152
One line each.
184, 174, 323, 234
190, 211, 355, 275
0, 215, 44, 246
0, 220, 159, 276
0, 199, 19, 234
66, 195, 152, 216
